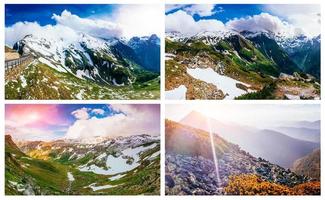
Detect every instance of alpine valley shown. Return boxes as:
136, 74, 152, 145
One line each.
5, 134, 160, 195
165, 7, 320, 100
5, 104, 161, 195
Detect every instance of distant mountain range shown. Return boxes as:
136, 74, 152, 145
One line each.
286, 120, 320, 130
179, 111, 319, 168
128, 34, 160, 72
165, 29, 320, 100
5, 134, 160, 195
165, 120, 318, 195
272, 126, 320, 143
6, 32, 160, 100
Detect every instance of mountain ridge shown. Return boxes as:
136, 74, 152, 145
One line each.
179, 111, 319, 168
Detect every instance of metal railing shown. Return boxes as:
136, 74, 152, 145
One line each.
5, 55, 33, 71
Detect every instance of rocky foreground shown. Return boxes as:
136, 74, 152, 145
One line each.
166, 147, 311, 195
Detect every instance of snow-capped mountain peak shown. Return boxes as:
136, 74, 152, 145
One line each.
240, 30, 320, 51
13, 33, 141, 85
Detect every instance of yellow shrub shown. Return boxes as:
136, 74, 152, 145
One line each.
224, 174, 320, 195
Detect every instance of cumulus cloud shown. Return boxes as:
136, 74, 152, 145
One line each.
52, 10, 123, 39
165, 10, 226, 36
111, 4, 163, 39
91, 108, 105, 115
71, 107, 90, 120
5, 21, 79, 46
166, 4, 186, 13
166, 4, 223, 17
165, 4, 320, 38
264, 4, 320, 37
5, 5, 162, 46
65, 104, 160, 139
226, 13, 300, 37
184, 4, 216, 17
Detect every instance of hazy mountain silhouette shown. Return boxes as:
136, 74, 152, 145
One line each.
179, 111, 319, 168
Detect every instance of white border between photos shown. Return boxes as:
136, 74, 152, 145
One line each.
0, 0, 324, 199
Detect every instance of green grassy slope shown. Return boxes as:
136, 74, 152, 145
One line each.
5, 62, 160, 100
5, 135, 160, 195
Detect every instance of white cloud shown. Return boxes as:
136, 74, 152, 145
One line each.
91, 108, 105, 115
112, 4, 163, 39
71, 107, 90, 120
52, 10, 123, 39
166, 4, 223, 17
5, 21, 79, 46
166, 4, 185, 13
226, 12, 299, 37
264, 4, 320, 37
165, 10, 225, 36
184, 4, 216, 17
65, 105, 160, 139
5, 5, 162, 46
5, 13, 122, 46
109, 104, 138, 116
165, 4, 320, 38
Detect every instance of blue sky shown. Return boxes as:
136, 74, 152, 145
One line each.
199, 4, 266, 22
166, 4, 266, 23
57, 104, 113, 122
5, 4, 116, 26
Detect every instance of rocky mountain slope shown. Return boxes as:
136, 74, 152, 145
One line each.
277, 34, 320, 79
128, 34, 160, 72
5, 134, 160, 195
6, 33, 160, 100
165, 30, 320, 100
292, 148, 320, 180
180, 111, 319, 168
242, 31, 299, 75
165, 120, 319, 195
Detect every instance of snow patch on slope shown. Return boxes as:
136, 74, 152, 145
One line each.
86, 183, 120, 191
20, 76, 27, 88
109, 174, 126, 181
38, 57, 67, 73
79, 143, 157, 175
165, 85, 187, 100
187, 67, 252, 99
67, 172, 75, 182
